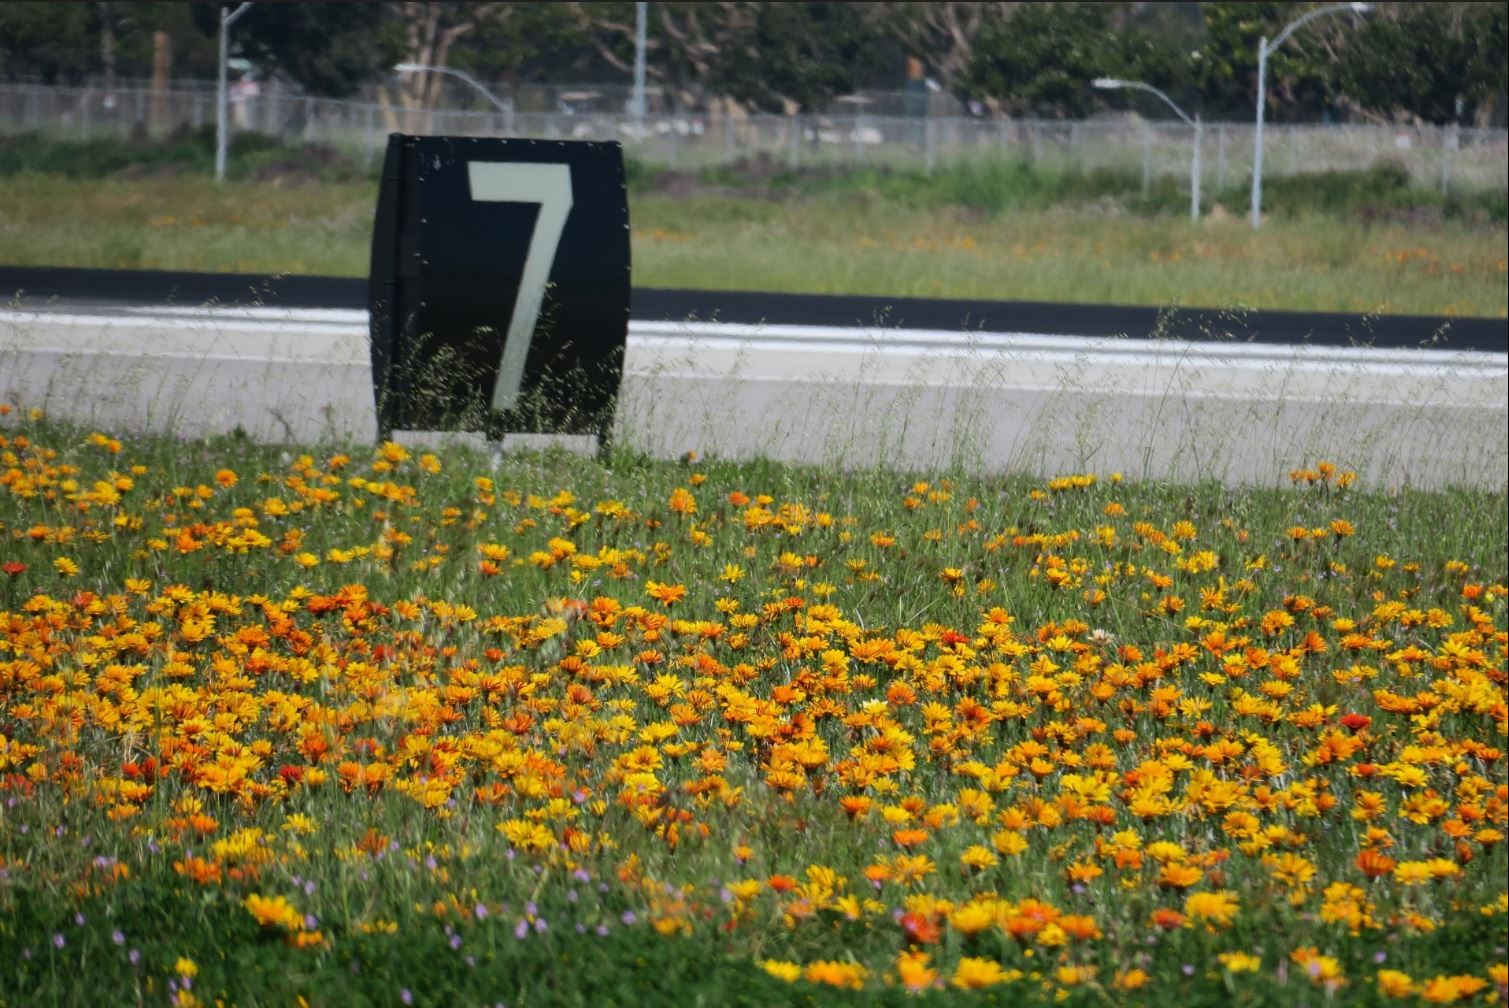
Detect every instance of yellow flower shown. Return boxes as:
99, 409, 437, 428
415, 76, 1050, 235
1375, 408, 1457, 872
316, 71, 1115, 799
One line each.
895, 950, 938, 992
760, 960, 801, 983
1375, 970, 1416, 998
1184, 890, 1239, 928
174, 957, 198, 978
803, 960, 867, 989
951, 957, 1010, 989
1418, 975, 1487, 1003
243, 894, 303, 932
53, 557, 79, 576
1219, 952, 1262, 973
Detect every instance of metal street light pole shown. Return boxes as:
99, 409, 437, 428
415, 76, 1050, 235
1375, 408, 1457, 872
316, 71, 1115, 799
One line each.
394, 62, 515, 133
1094, 78, 1202, 222
1251, 2, 1371, 228
215, 1, 253, 184
631, 2, 648, 124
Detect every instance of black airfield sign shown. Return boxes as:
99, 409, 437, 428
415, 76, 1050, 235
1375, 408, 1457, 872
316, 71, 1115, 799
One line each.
368, 134, 630, 440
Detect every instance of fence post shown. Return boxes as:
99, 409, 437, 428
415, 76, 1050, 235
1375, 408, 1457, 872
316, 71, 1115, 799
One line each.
1141, 126, 1152, 196
925, 116, 936, 176
789, 113, 799, 170
1440, 123, 1455, 197
364, 104, 376, 167
1216, 124, 1227, 193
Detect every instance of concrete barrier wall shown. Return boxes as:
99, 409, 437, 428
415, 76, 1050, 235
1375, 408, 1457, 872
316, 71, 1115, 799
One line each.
2, 305, 1504, 488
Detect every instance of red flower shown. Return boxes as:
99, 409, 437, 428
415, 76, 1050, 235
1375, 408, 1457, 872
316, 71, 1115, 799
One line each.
900, 911, 941, 945
1339, 713, 1372, 733
1, 561, 25, 576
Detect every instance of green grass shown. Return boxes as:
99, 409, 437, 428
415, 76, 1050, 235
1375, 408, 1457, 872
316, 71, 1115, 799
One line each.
0, 132, 1503, 316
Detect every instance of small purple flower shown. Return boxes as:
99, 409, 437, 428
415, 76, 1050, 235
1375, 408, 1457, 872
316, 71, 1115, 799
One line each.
567, 889, 579, 904
466, 955, 476, 967
596, 925, 609, 937
112, 930, 125, 946
526, 901, 538, 917
621, 911, 637, 926
1182, 964, 1195, 977
450, 933, 462, 950
129, 949, 141, 966
532, 918, 547, 934
304, 914, 319, 930
572, 868, 590, 883
74, 912, 86, 926
576, 923, 587, 934
425, 855, 438, 870
1373, 951, 1387, 964
504, 848, 517, 861
303, 879, 316, 896
514, 919, 529, 940
400, 988, 413, 1005
52, 933, 65, 949
473, 903, 489, 921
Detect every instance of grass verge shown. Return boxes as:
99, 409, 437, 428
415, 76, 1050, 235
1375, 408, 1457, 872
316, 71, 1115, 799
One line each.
0, 131, 1503, 316
0, 408, 1505, 1005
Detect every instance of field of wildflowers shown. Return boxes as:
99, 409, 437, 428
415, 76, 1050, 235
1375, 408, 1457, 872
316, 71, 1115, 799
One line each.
0, 407, 1504, 1006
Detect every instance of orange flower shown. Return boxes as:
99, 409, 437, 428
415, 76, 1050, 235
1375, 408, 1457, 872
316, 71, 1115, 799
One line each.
1150, 907, 1186, 930
1356, 849, 1396, 879
645, 581, 687, 606
900, 911, 941, 946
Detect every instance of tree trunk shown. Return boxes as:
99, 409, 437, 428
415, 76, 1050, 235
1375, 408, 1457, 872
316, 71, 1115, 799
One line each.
150, 30, 171, 137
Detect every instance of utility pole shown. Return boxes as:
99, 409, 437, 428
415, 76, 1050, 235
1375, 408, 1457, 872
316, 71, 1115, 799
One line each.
216, 2, 253, 183
631, 2, 648, 124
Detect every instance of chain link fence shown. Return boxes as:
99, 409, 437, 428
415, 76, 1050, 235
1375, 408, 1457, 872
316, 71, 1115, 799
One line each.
2, 81, 1505, 195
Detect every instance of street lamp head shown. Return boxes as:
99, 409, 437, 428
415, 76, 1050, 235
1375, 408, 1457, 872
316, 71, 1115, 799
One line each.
1092, 78, 1125, 90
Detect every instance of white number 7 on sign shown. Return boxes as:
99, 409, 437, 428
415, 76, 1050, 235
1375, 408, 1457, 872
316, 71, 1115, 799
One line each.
467, 161, 574, 413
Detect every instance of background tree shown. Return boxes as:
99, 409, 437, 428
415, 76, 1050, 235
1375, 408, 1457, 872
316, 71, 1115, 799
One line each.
708, 3, 896, 113
1187, 3, 1355, 123
0, 3, 97, 84
569, 2, 896, 113
962, 3, 1192, 119
1331, 2, 1508, 126
448, 4, 596, 96
872, 2, 1019, 99
191, 2, 402, 100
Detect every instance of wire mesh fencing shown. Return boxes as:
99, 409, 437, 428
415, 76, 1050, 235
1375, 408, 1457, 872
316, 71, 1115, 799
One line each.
2, 82, 1504, 196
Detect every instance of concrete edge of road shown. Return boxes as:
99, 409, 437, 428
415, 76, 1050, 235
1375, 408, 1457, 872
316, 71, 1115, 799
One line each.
1, 305, 1505, 491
